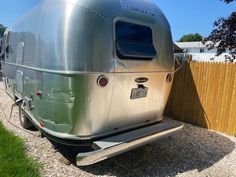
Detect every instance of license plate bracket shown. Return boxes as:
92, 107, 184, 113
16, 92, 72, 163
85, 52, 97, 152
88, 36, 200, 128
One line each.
130, 87, 148, 100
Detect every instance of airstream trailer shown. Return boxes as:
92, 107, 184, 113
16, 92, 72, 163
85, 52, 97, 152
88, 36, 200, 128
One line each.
0, 0, 183, 166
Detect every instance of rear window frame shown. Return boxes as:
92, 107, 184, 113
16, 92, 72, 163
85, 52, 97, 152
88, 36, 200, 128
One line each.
113, 19, 158, 61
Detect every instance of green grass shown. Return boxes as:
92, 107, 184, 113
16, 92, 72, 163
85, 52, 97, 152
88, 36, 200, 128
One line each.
0, 122, 41, 177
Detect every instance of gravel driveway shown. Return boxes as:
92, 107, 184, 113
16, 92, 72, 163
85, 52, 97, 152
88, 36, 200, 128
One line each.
0, 81, 236, 177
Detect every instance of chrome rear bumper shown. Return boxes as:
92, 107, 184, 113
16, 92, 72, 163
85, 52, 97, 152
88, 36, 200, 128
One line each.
77, 119, 183, 166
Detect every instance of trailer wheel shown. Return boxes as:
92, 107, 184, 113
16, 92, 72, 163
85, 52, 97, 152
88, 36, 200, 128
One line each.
19, 108, 34, 130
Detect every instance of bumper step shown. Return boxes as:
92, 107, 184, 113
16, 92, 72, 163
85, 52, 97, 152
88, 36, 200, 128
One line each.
76, 119, 183, 166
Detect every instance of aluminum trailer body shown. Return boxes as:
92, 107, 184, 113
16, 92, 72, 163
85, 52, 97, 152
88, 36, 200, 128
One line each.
1, 0, 183, 166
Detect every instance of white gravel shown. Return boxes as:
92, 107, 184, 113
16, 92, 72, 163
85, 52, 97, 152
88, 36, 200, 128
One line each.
0, 81, 236, 177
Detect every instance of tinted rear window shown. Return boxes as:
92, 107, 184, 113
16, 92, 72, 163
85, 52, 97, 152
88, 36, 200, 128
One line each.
115, 21, 157, 60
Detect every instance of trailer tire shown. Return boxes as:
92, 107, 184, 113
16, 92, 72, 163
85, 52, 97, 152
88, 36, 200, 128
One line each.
19, 109, 34, 130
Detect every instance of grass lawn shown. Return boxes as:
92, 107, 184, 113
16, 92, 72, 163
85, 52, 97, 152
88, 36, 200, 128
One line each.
0, 122, 41, 177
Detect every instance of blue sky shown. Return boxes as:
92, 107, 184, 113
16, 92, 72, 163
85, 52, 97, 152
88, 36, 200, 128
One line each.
0, 0, 235, 41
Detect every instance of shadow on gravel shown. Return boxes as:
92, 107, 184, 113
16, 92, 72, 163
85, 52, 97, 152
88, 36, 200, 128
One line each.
50, 140, 93, 165
74, 124, 235, 177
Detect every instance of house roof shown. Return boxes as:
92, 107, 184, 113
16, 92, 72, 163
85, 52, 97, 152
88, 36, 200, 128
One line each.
173, 43, 183, 53
175, 42, 206, 49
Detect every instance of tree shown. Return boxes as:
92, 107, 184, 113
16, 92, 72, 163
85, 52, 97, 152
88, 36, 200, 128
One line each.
178, 33, 203, 42
204, 0, 236, 62
0, 24, 6, 38
223, 0, 235, 3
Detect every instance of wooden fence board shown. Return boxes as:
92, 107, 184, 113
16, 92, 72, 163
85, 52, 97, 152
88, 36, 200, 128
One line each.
165, 61, 236, 135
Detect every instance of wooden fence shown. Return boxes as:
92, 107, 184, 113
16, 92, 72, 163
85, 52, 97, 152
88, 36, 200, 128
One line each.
165, 61, 236, 135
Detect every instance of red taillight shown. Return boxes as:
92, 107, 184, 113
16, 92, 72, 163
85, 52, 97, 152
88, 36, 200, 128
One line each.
40, 122, 44, 128
36, 91, 42, 97
97, 75, 109, 87
113, 127, 119, 131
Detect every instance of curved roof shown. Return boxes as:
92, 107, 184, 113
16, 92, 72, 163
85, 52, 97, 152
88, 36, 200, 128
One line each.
41, 0, 166, 23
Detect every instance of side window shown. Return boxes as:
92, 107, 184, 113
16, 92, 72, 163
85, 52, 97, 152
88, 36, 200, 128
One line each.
184, 49, 190, 53
115, 21, 157, 60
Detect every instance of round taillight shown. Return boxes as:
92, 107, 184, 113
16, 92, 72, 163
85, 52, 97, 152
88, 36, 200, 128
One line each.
166, 74, 174, 83
35, 91, 42, 97
40, 122, 45, 128
97, 75, 109, 87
